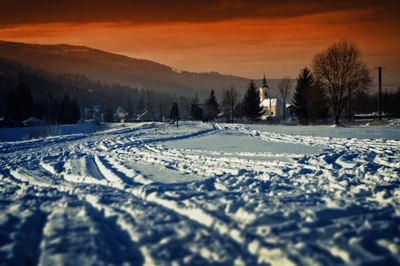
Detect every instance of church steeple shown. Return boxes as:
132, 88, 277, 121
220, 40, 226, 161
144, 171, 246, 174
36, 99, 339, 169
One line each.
260, 73, 269, 102
262, 73, 269, 88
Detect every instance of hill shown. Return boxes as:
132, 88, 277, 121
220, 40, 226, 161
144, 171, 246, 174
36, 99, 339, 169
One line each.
0, 40, 282, 98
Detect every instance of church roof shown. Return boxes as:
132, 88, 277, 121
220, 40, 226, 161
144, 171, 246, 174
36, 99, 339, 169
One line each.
260, 97, 283, 107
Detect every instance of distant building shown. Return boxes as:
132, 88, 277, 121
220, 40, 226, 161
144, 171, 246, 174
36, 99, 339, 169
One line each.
285, 104, 296, 120
84, 108, 94, 121
114, 107, 128, 123
82, 105, 102, 122
23, 117, 43, 126
259, 74, 283, 119
84, 105, 102, 122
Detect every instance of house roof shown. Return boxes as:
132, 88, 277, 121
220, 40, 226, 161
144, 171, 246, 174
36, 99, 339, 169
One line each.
23, 117, 43, 124
114, 107, 128, 117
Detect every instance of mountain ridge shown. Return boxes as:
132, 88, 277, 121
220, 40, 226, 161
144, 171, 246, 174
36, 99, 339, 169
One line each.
0, 40, 282, 98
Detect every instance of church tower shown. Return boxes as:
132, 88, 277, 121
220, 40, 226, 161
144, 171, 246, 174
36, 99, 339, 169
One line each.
259, 74, 269, 102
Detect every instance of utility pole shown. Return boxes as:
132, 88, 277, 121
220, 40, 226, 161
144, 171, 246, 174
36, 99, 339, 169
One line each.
176, 102, 179, 129
348, 83, 352, 122
375, 67, 385, 120
172, 102, 179, 129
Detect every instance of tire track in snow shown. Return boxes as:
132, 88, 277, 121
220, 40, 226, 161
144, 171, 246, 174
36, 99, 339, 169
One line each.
9, 166, 56, 187
0, 188, 50, 266
5, 209, 47, 266
0, 134, 89, 155
85, 192, 252, 265
62, 155, 108, 185
142, 123, 220, 145
38, 195, 144, 265
1, 123, 268, 261
94, 155, 155, 186
137, 185, 289, 265
84, 194, 158, 265
124, 123, 399, 265
94, 155, 125, 186
1, 122, 400, 265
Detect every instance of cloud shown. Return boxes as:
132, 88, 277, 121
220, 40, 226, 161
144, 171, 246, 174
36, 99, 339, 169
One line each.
0, 0, 398, 26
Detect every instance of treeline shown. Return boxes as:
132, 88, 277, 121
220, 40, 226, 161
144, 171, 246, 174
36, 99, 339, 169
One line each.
292, 67, 400, 124
290, 40, 400, 125
0, 69, 139, 122
186, 40, 400, 125
133, 88, 191, 121
3, 81, 81, 125
185, 82, 262, 124
0, 58, 194, 124
353, 90, 400, 117
2, 41, 399, 127
292, 68, 400, 125
185, 70, 400, 126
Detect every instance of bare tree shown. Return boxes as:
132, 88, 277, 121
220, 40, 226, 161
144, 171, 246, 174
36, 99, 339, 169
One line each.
278, 76, 294, 120
222, 86, 239, 123
137, 88, 155, 119
312, 39, 372, 125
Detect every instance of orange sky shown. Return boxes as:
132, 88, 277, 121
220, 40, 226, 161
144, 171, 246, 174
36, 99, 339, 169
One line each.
0, 0, 399, 89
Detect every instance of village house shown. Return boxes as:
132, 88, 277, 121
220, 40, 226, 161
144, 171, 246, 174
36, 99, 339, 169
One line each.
84, 105, 102, 122
114, 107, 128, 123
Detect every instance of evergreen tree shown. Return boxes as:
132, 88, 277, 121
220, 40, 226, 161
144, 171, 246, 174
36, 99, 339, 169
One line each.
6, 82, 33, 123
70, 97, 81, 123
204, 89, 220, 120
43, 91, 60, 124
33, 101, 46, 120
293, 68, 313, 125
137, 97, 145, 117
0, 77, 8, 118
242, 80, 264, 123
58, 94, 80, 124
308, 80, 329, 123
103, 106, 114, 122
125, 97, 133, 122
190, 94, 204, 120
59, 93, 72, 124
169, 102, 179, 128
177, 95, 191, 120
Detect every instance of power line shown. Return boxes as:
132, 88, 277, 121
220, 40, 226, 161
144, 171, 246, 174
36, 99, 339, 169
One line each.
376, 85, 400, 87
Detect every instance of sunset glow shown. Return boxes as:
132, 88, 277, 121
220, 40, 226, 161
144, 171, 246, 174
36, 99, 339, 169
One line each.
1, 3, 400, 265
0, 1, 399, 85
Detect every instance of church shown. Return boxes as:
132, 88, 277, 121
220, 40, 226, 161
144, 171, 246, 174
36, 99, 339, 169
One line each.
259, 74, 284, 119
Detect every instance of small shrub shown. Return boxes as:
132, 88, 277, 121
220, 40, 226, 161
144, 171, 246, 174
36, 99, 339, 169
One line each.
26, 123, 62, 140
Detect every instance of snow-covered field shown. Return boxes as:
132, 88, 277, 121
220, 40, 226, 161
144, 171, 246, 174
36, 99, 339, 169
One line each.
0, 122, 399, 265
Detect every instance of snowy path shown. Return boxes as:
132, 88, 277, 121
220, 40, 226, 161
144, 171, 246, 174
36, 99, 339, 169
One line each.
0, 122, 399, 265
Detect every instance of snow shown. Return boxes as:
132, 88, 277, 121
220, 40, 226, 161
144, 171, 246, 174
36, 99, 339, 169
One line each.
0, 121, 399, 265
260, 97, 283, 107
